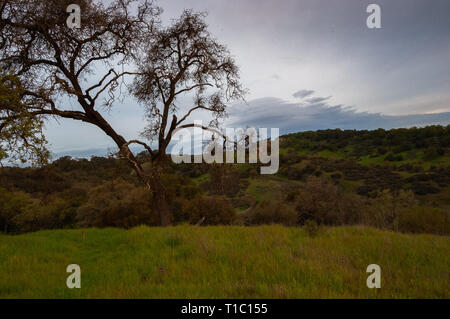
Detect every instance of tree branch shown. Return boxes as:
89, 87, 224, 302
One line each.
174, 82, 213, 96
174, 122, 237, 145
122, 139, 154, 157
176, 105, 215, 126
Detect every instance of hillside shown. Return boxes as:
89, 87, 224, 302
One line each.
280, 125, 450, 167
0, 225, 448, 298
1, 125, 449, 235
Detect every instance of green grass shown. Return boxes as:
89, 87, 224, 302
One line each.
191, 173, 210, 184
316, 149, 346, 159
0, 225, 448, 298
245, 179, 278, 202
358, 154, 386, 166
357, 150, 450, 168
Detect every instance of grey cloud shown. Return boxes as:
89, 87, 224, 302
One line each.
226, 96, 450, 134
162, 0, 450, 114
293, 90, 314, 99
307, 96, 332, 104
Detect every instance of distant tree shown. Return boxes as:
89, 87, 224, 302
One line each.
365, 189, 416, 230
181, 196, 236, 225
0, 187, 35, 233
246, 199, 298, 226
76, 179, 158, 228
0, 1, 245, 225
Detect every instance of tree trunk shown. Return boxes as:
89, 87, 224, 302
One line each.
148, 155, 173, 226
86, 111, 173, 226
150, 172, 172, 226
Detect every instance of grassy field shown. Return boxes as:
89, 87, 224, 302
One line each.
0, 225, 448, 298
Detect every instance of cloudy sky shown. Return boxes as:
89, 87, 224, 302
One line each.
46, 0, 450, 156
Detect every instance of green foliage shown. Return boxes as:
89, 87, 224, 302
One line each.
0, 125, 449, 235
423, 146, 445, 160
281, 125, 450, 165
0, 73, 49, 166
76, 179, 159, 228
14, 197, 77, 233
0, 187, 35, 233
0, 187, 88, 234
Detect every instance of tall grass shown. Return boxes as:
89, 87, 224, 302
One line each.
0, 225, 448, 298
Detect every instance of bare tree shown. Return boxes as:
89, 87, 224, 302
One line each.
130, 10, 245, 225
0, 1, 245, 225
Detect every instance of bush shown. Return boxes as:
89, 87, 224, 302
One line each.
0, 187, 35, 233
304, 219, 319, 237
377, 147, 387, 155
13, 197, 78, 233
385, 153, 403, 162
231, 194, 256, 210
411, 181, 441, 195
76, 179, 158, 228
246, 199, 298, 226
398, 206, 450, 235
285, 190, 299, 202
295, 176, 363, 225
363, 189, 416, 230
330, 173, 342, 182
208, 165, 241, 196
423, 147, 443, 160
181, 196, 236, 225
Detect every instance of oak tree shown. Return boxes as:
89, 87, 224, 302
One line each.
0, 0, 244, 225
130, 10, 245, 225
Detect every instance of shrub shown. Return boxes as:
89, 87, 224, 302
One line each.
181, 196, 236, 225
13, 197, 77, 233
208, 165, 241, 196
385, 153, 403, 161
294, 176, 366, 226
377, 147, 387, 155
412, 181, 440, 195
0, 187, 35, 233
285, 190, 299, 202
76, 179, 158, 228
363, 189, 416, 230
398, 206, 450, 235
423, 147, 442, 160
304, 219, 319, 237
231, 194, 256, 210
246, 199, 297, 226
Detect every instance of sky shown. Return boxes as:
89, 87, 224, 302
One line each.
45, 0, 450, 156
